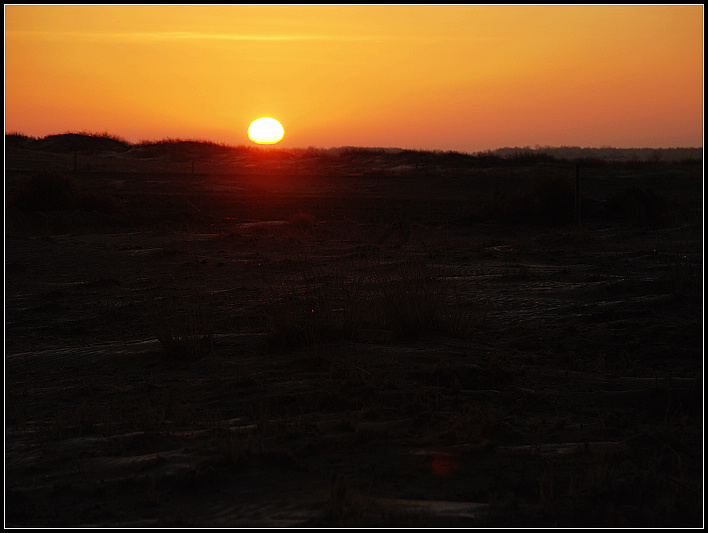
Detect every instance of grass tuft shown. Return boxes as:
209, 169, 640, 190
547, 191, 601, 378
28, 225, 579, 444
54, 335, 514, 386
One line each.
13, 168, 125, 214
266, 257, 481, 347
266, 262, 367, 349
606, 185, 669, 227
147, 290, 214, 360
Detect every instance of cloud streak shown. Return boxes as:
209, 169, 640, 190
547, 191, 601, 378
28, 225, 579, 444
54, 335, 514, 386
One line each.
6, 30, 383, 43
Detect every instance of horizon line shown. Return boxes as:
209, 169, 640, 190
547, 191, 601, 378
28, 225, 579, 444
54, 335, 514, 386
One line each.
4, 131, 703, 155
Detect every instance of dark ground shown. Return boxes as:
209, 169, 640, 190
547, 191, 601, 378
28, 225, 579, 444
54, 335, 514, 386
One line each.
4, 141, 703, 527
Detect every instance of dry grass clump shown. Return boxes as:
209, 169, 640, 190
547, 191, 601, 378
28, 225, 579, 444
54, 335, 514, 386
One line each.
371, 259, 448, 338
13, 169, 81, 212
318, 474, 369, 526
289, 211, 317, 230
147, 290, 214, 360
653, 236, 702, 297
506, 176, 575, 226
606, 185, 669, 227
369, 259, 483, 339
13, 168, 125, 214
266, 258, 480, 348
266, 263, 367, 349
479, 175, 575, 227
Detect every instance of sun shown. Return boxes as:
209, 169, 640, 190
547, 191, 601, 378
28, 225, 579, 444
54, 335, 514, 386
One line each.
248, 117, 284, 144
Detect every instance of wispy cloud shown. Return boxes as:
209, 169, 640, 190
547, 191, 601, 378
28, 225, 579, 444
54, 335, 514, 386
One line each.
6, 30, 383, 43
122, 31, 337, 42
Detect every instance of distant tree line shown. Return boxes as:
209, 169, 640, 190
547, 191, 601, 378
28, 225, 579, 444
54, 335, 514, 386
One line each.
489, 145, 702, 163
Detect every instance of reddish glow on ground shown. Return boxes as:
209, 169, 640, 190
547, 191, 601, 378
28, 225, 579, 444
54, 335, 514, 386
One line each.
430, 453, 462, 477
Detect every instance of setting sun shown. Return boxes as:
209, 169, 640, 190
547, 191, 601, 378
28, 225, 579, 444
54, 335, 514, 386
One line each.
248, 117, 284, 144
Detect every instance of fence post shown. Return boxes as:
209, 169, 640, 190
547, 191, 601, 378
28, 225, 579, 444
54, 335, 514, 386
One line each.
575, 162, 580, 226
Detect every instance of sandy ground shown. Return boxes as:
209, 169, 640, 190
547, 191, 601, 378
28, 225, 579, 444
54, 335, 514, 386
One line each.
5, 147, 703, 527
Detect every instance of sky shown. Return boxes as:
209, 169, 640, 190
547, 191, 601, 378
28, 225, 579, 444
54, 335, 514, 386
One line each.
4, 4, 704, 153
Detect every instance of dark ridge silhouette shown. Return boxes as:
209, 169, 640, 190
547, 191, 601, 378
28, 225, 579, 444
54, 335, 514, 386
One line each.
42, 132, 131, 153
5, 132, 131, 154
131, 138, 246, 161
5, 131, 702, 163
5, 132, 38, 148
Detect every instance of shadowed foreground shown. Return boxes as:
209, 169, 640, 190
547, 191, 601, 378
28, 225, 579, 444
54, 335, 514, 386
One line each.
5, 141, 703, 526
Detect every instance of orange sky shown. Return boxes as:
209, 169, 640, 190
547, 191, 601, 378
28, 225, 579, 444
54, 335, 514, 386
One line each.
4, 5, 704, 152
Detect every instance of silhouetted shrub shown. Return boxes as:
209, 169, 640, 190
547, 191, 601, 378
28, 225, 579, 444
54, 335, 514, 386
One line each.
5, 132, 37, 148
77, 190, 126, 214
14, 168, 125, 214
266, 265, 365, 349
375, 261, 445, 339
32, 132, 131, 153
606, 185, 668, 227
148, 291, 214, 360
493, 176, 575, 226
530, 176, 575, 225
503, 151, 558, 164
266, 258, 479, 348
289, 211, 317, 230
14, 169, 81, 212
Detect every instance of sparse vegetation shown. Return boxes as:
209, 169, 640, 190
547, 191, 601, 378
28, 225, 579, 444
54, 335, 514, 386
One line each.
483, 174, 576, 227
266, 260, 367, 348
289, 210, 317, 230
13, 168, 81, 212
265, 257, 481, 349
13, 168, 125, 214
653, 236, 702, 297
606, 184, 670, 227
4, 132, 702, 528
372, 259, 450, 338
147, 290, 214, 360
